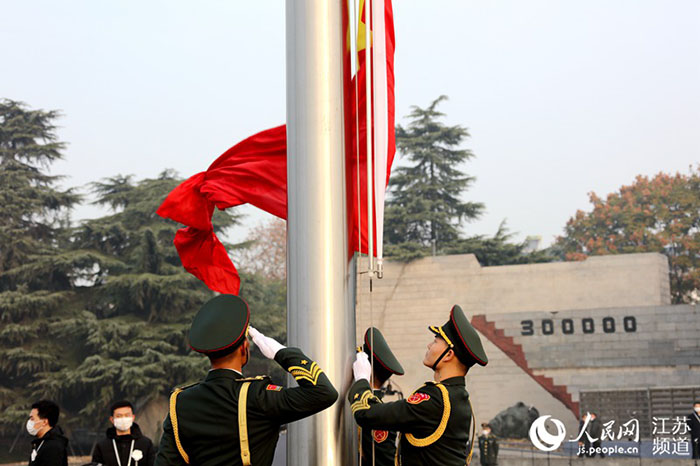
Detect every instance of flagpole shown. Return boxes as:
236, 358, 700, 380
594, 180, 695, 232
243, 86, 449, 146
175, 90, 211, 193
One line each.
286, 2, 356, 466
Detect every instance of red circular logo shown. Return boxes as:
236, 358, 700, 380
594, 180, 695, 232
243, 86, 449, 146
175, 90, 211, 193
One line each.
373, 430, 389, 443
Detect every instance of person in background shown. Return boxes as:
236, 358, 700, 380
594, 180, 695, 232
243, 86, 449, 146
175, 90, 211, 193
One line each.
688, 401, 700, 459
478, 423, 498, 466
92, 400, 156, 466
27, 400, 68, 466
587, 412, 604, 458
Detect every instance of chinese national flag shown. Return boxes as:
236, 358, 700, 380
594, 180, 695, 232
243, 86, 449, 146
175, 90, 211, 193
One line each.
157, 0, 395, 295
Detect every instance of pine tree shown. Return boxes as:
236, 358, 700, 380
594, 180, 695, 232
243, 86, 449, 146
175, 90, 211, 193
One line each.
0, 100, 81, 435
384, 96, 484, 260
443, 221, 554, 266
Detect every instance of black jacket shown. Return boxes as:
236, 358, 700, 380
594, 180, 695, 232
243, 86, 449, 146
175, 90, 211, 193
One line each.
689, 411, 700, 440
688, 411, 700, 459
92, 423, 155, 466
588, 418, 603, 444
29, 426, 69, 466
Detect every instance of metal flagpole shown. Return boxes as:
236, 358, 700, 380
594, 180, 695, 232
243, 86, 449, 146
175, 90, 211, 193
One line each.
286, 1, 356, 465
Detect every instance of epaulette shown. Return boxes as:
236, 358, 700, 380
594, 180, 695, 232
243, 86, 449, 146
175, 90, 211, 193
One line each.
234, 375, 270, 382
172, 382, 199, 393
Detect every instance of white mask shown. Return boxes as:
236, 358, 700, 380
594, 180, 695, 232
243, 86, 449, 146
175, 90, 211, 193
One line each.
695, 406, 700, 414
113, 417, 134, 432
26, 419, 39, 436
482, 430, 490, 436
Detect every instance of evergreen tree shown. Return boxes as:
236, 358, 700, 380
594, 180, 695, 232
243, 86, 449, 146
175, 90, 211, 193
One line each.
384, 96, 484, 260
443, 221, 554, 266
0, 99, 81, 435
37, 171, 239, 435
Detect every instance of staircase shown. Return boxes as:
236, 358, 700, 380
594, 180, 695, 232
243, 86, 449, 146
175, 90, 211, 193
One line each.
471, 314, 580, 417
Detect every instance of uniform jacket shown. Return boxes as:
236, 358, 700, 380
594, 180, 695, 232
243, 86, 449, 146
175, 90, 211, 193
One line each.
477, 434, 498, 466
350, 376, 471, 466
155, 347, 337, 466
29, 426, 69, 466
359, 391, 397, 466
92, 423, 156, 466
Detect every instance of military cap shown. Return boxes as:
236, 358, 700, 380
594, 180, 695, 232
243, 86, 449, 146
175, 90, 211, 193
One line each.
429, 305, 488, 367
362, 327, 405, 376
189, 294, 250, 356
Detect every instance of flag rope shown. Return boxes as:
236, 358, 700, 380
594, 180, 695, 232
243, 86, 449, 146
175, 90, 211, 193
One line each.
352, 1, 367, 464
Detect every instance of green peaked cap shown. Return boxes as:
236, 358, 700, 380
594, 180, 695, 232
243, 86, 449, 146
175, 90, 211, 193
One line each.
429, 305, 488, 367
189, 294, 250, 354
363, 327, 404, 376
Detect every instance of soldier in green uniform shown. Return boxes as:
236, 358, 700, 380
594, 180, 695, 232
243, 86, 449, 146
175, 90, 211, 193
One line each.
349, 305, 488, 466
477, 423, 498, 466
155, 294, 338, 466
358, 327, 405, 466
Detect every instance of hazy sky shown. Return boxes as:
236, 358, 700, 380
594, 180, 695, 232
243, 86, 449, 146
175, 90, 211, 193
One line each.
2, 0, 699, 247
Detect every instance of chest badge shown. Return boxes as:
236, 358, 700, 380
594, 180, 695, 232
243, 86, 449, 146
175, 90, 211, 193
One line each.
373, 430, 389, 443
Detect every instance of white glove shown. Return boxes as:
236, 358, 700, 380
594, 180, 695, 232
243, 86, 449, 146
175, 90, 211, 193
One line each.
248, 326, 286, 359
353, 351, 371, 382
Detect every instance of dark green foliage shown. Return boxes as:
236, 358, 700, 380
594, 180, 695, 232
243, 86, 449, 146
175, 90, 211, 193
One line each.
0, 100, 79, 435
384, 96, 484, 259
443, 221, 554, 266
0, 100, 79, 278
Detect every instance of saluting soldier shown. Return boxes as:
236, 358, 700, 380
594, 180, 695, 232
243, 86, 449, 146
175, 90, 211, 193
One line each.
349, 305, 488, 466
358, 327, 405, 466
155, 294, 338, 466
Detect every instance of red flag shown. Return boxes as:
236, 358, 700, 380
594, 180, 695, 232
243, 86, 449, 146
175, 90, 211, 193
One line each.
156, 126, 286, 295
157, 1, 395, 295
344, 0, 396, 257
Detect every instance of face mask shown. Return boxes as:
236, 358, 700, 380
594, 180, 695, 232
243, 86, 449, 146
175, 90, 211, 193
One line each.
113, 417, 133, 432
482, 430, 490, 436
26, 419, 39, 436
695, 407, 700, 413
